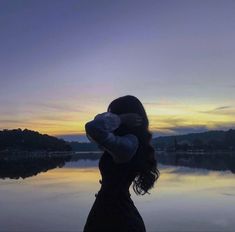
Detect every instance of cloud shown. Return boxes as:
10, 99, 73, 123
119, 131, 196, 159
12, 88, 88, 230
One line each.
166, 125, 209, 134
143, 100, 183, 107
0, 119, 30, 124
199, 105, 233, 114
149, 116, 188, 126
152, 125, 209, 137
0, 118, 79, 131
38, 115, 76, 122
214, 106, 231, 111
208, 122, 235, 130
34, 102, 84, 113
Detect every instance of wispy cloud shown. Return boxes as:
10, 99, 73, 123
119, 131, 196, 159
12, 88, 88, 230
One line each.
151, 125, 209, 137
199, 105, 232, 114
143, 100, 183, 107
34, 102, 84, 113
0, 119, 31, 124
214, 106, 231, 111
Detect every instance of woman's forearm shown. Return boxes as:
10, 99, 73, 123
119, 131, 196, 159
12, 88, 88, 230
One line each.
85, 112, 139, 163
85, 112, 121, 144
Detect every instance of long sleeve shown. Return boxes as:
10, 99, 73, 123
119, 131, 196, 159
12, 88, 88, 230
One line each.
85, 112, 139, 163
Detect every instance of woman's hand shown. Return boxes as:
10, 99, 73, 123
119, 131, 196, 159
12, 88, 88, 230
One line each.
119, 113, 143, 128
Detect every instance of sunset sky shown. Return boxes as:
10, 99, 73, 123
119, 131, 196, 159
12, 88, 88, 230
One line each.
1, 0, 235, 141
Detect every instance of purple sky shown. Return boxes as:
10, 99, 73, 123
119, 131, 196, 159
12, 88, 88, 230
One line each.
1, 0, 235, 142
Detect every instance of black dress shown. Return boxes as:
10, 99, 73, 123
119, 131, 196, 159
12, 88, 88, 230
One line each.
83, 149, 146, 232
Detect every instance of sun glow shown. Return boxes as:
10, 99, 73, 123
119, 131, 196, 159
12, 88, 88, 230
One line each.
1, 101, 234, 137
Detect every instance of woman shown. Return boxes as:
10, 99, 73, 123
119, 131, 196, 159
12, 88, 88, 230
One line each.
83, 95, 160, 232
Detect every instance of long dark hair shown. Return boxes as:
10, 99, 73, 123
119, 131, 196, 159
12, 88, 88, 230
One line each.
107, 95, 160, 195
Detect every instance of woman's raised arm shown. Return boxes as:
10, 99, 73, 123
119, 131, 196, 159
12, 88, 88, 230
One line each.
85, 112, 139, 163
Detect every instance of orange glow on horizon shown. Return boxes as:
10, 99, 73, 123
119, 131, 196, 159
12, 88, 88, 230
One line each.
1, 101, 234, 137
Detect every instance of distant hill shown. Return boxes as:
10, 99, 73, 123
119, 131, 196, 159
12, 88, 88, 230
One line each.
153, 130, 225, 144
153, 129, 235, 151
0, 129, 71, 152
2, 128, 235, 153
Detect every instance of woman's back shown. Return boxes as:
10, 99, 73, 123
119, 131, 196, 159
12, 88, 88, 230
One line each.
98, 141, 143, 196
84, 148, 146, 232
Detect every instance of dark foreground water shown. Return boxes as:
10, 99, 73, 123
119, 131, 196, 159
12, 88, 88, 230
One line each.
0, 154, 235, 232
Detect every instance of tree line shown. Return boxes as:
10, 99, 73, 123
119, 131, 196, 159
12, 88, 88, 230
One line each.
0, 129, 71, 151
1, 128, 235, 153
153, 129, 235, 152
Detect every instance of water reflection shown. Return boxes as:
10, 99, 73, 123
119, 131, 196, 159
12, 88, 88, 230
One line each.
1, 152, 235, 180
0, 161, 234, 232
0, 155, 71, 179
157, 152, 235, 173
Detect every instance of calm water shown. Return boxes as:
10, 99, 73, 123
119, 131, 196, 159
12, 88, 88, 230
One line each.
0, 158, 235, 232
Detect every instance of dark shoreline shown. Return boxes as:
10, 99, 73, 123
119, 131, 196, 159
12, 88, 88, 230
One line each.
0, 150, 74, 161
1, 151, 235, 179
1, 150, 235, 161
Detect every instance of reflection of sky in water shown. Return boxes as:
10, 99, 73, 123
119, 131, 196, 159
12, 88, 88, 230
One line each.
0, 161, 235, 232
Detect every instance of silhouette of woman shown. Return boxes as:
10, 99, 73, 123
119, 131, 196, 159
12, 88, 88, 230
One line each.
83, 95, 160, 232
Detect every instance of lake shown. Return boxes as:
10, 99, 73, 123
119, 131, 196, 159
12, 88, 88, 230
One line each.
0, 154, 235, 232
